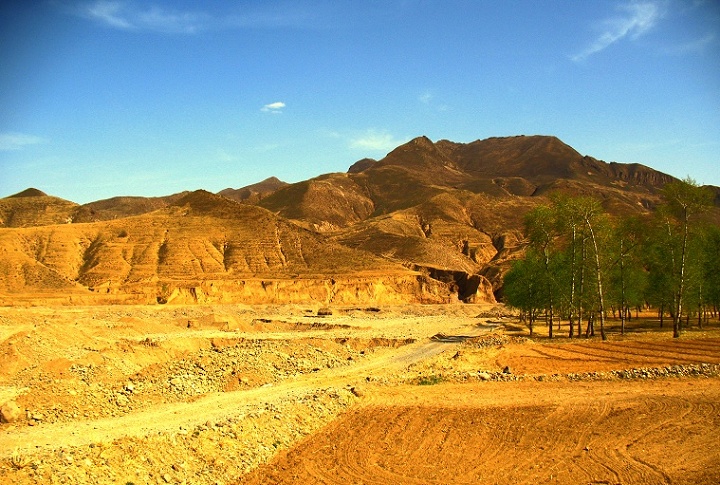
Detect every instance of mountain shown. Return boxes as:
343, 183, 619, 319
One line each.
218, 176, 288, 203
0, 189, 78, 227
1, 135, 717, 306
72, 193, 189, 223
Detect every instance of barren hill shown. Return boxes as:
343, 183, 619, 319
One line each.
0, 190, 78, 227
0, 189, 452, 305
219, 176, 288, 203
1, 135, 717, 305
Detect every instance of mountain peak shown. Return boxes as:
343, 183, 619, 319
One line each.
348, 158, 377, 173
8, 188, 48, 198
218, 177, 288, 203
406, 135, 435, 150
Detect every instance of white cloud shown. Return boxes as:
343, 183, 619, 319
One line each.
80, 0, 209, 34
666, 32, 716, 54
216, 148, 237, 162
0, 132, 48, 151
261, 101, 286, 113
419, 91, 433, 104
76, 1, 317, 34
572, 1, 664, 62
350, 130, 407, 152
86, 0, 132, 29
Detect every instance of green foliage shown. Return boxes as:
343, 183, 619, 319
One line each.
702, 225, 720, 310
503, 250, 547, 335
658, 178, 714, 336
414, 374, 444, 385
502, 187, 718, 338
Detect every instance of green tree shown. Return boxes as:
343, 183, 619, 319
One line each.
551, 194, 585, 338
660, 178, 713, 337
524, 205, 561, 338
607, 216, 647, 334
571, 197, 611, 340
702, 225, 720, 321
643, 212, 678, 327
504, 251, 546, 336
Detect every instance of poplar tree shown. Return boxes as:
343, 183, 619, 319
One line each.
660, 178, 713, 337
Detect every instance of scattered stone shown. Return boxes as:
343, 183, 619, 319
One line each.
317, 307, 333, 317
502, 366, 512, 374
0, 400, 22, 423
116, 394, 129, 407
477, 372, 492, 381
349, 386, 364, 397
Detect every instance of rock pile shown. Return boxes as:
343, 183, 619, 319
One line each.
4, 337, 365, 427
0, 387, 357, 485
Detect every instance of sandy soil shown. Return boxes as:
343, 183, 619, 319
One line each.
1, 304, 719, 484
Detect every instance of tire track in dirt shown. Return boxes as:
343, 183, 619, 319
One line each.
499, 338, 720, 374
238, 380, 720, 485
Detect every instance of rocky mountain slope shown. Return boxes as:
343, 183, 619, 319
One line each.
1, 135, 716, 305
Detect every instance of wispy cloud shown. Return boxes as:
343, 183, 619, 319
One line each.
76, 0, 317, 34
349, 130, 407, 152
79, 1, 211, 33
418, 90, 449, 111
0, 132, 48, 151
572, 1, 664, 62
261, 101, 286, 113
665, 32, 716, 54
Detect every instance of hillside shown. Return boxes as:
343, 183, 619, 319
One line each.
1, 134, 717, 305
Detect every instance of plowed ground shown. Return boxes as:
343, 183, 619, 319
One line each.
241, 327, 720, 485
240, 380, 720, 485
495, 338, 720, 374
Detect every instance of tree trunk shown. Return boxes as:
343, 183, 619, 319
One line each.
586, 220, 607, 340
674, 208, 690, 338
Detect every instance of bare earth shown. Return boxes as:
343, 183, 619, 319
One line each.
1, 304, 719, 485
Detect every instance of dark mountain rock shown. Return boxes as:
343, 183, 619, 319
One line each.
72, 193, 188, 223
219, 177, 288, 203
7, 188, 48, 198
348, 158, 377, 173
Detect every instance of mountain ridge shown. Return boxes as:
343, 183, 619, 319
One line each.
1, 134, 717, 306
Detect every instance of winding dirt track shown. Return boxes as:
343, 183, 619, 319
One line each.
239, 379, 720, 485
0, 327, 485, 458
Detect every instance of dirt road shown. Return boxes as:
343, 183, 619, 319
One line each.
0, 313, 489, 457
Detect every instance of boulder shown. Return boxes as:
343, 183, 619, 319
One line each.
1, 401, 22, 423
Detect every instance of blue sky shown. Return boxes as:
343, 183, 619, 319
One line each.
1, 0, 718, 203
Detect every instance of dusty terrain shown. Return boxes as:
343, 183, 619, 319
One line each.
1, 304, 719, 485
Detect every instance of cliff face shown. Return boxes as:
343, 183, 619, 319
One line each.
607, 162, 676, 187
138, 274, 464, 306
